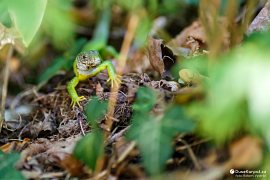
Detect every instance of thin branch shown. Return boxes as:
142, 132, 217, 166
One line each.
178, 138, 202, 171
108, 126, 130, 144
0, 45, 14, 133
105, 14, 139, 134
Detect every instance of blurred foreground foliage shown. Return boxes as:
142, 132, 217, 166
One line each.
0, 151, 24, 179
126, 87, 195, 175
73, 97, 107, 170
187, 32, 270, 149
1, 0, 270, 178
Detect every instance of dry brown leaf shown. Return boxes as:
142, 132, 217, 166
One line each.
150, 80, 180, 92
147, 37, 176, 79
125, 50, 151, 74
96, 82, 104, 98
168, 20, 207, 56
168, 19, 230, 56
229, 136, 263, 169
26, 111, 57, 138
0, 138, 30, 153
58, 153, 84, 177
170, 21, 206, 45
17, 136, 80, 171
247, 0, 270, 35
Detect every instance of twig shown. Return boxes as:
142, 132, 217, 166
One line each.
176, 138, 210, 151
0, 45, 14, 133
78, 115, 86, 136
116, 141, 136, 164
108, 126, 130, 144
39, 172, 66, 179
75, 107, 86, 136
105, 14, 139, 134
178, 139, 202, 171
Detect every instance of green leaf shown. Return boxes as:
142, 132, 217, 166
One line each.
133, 87, 156, 113
7, 0, 47, 46
42, 0, 75, 49
0, 1, 10, 27
0, 151, 24, 179
82, 8, 111, 51
162, 105, 195, 136
117, 0, 143, 11
134, 16, 152, 47
73, 130, 104, 170
191, 40, 270, 146
85, 97, 108, 129
135, 120, 172, 175
127, 87, 195, 175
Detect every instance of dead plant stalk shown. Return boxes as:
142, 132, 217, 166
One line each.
0, 45, 14, 133
106, 14, 139, 134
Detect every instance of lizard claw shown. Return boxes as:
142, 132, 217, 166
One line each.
70, 96, 86, 108
107, 75, 121, 88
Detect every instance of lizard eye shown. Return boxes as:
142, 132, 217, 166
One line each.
82, 54, 87, 59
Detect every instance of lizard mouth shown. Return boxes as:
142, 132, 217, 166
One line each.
77, 67, 93, 75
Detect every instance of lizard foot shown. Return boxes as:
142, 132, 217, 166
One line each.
107, 75, 121, 88
70, 95, 86, 108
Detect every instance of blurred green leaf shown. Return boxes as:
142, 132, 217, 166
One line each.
191, 40, 270, 146
7, 0, 47, 46
85, 97, 108, 129
42, 0, 75, 49
0, 151, 24, 179
133, 87, 156, 113
73, 97, 107, 171
117, 0, 143, 11
130, 119, 172, 175
147, 0, 158, 13
38, 38, 87, 83
90, 0, 112, 10
163, 105, 195, 135
0, 1, 10, 27
185, 0, 199, 5
134, 16, 152, 47
82, 8, 111, 51
73, 130, 104, 170
127, 87, 195, 175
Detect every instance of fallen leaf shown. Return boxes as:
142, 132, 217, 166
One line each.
168, 19, 229, 56
229, 136, 263, 169
26, 111, 57, 138
95, 82, 104, 98
147, 37, 176, 79
168, 20, 207, 56
0, 138, 30, 153
58, 153, 85, 177
150, 80, 180, 92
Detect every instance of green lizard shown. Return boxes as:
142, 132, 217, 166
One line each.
67, 50, 120, 108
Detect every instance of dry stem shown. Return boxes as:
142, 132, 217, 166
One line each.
0, 45, 13, 133
105, 14, 139, 134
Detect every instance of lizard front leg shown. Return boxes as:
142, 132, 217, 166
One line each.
89, 61, 121, 87
67, 76, 86, 108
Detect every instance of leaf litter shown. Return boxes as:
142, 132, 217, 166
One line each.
1, 1, 270, 179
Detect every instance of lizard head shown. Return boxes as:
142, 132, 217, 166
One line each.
76, 50, 102, 71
